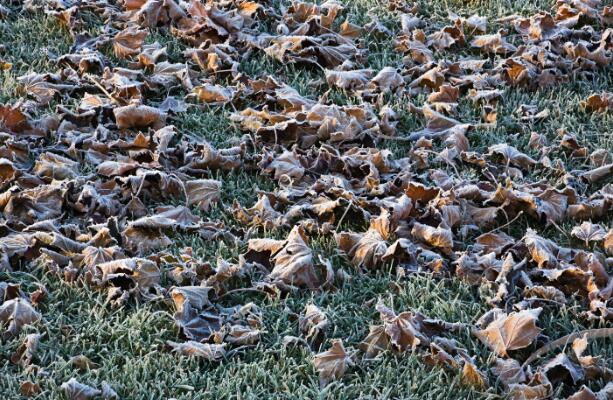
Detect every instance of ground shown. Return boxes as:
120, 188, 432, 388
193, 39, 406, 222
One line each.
0, 0, 612, 399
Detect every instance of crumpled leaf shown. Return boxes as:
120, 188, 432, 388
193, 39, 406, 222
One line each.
375, 300, 430, 353
20, 381, 41, 397
70, 355, 99, 371
582, 92, 612, 113
299, 304, 329, 349
411, 222, 454, 253
167, 340, 226, 362
269, 225, 319, 289
313, 339, 354, 387
10, 333, 40, 366
487, 144, 537, 170
470, 33, 516, 54
93, 258, 161, 302
461, 360, 489, 389
335, 228, 388, 270
61, 378, 101, 400
508, 372, 552, 400
0, 298, 41, 337
325, 68, 372, 90
113, 27, 148, 59
491, 357, 527, 387
541, 353, 584, 384
114, 104, 167, 129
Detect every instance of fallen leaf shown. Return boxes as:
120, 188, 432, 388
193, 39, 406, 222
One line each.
269, 226, 319, 289
299, 304, 329, 349
20, 381, 41, 397
114, 104, 166, 129
113, 28, 148, 59
61, 378, 101, 400
571, 222, 606, 246
0, 298, 41, 337
185, 179, 221, 211
10, 333, 40, 366
313, 339, 354, 387
168, 340, 226, 361
476, 308, 542, 357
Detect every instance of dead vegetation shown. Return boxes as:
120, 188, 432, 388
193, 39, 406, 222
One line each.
0, 0, 612, 398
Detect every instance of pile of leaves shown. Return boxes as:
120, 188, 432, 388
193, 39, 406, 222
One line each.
1, 0, 612, 398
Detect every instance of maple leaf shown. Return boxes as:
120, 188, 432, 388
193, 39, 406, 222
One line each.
60, 378, 101, 400
411, 222, 454, 253
476, 308, 542, 357
185, 179, 222, 211
10, 333, 40, 366
0, 298, 41, 337
269, 226, 319, 289
359, 324, 390, 359
313, 339, 354, 387
113, 27, 148, 59
571, 222, 606, 246
491, 358, 527, 387
335, 228, 388, 270
299, 304, 329, 349
168, 341, 226, 361
325, 69, 373, 90
461, 361, 489, 389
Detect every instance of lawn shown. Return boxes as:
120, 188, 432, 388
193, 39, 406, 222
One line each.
0, 0, 612, 399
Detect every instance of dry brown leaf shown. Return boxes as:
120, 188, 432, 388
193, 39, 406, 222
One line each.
571, 222, 606, 246
461, 360, 489, 389
370, 67, 405, 92
470, 33, 516, 54
524, 229, 563, 268
193, 84, 237, 104
541, 353, 584, 385
0, 298, 41, 337
94, 258, 160, 299
335, 228, 388, 270
70, 355, 99, 371
313, 339, 354, 387
376, 300, 430, 352
61, 378, 101, 400
487, 143, 536, 170
491, 358, 527, 387
269, 226, 319, 289
114, 104, 166, 129
476, 308, 542, 357
167, 340, 226, 361
474, 232, 514, 255
604, 229, 613, 256
582, 92, 612, 113
185, 179, 221, 211
508, 372, 552, 400
359, 324, 390, 359
299, 304, 329, 349
411, 222, 454, 253
581, 163, 613, 184
20, 381, 41, 397
113, 28, 148, 59
171, 286, 214, 314
221, 324, 261, 345
325, 69, 373, 90
10, 333, 40, 366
